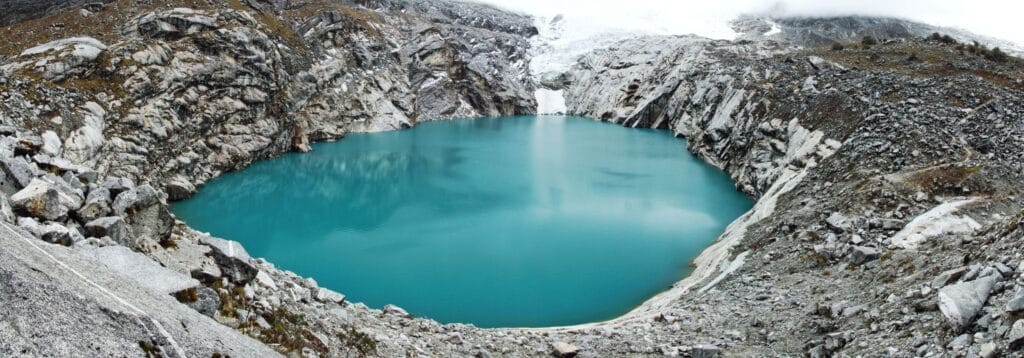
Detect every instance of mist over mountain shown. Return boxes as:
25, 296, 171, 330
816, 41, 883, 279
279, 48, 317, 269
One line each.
479, 0, 1024, 45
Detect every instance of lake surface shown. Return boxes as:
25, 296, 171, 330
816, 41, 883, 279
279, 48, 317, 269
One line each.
172, 116, 751, 328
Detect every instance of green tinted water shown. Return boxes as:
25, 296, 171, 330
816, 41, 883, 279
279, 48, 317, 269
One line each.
172, 116, 751, 327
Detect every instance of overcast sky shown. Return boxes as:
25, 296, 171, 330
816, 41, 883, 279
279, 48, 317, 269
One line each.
477, 0, 1024, 45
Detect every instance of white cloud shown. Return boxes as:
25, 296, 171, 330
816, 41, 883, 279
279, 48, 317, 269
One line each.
476, 0, 1024, 45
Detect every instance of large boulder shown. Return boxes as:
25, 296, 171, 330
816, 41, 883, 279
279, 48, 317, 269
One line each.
17, 217, 83, 246
112, 184, 172, 249
938, 272, 1000, 332
100, 177, 135, 197
84, 216, 131, 248
81, 245, 199, 295
314, 287, 346, 305
551, 342, 580, 358
1007, 289, 1024, 313
849, 246, 880, 265
76, 187, 112, 222
40, 131, 61, 156
0, 156, 39, 194
691, 344, 721, 358
0, 194, 14, 224
10, 178, 82, 221
1011, 320, 1024, 350
111, 184, 160, 215
199, 235, 258, 284
164, 175, 196, 201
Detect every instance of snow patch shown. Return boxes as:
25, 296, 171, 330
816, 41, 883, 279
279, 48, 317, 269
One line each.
891, 198, 982, 249
700, 250, 749, 293
763, 20, 782, 36
535, 89, 567, 114
21, 37, 107, 58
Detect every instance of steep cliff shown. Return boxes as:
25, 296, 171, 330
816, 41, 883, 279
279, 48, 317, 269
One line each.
0, 0, 536, 197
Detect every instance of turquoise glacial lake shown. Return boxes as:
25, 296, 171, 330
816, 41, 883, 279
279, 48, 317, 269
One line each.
172, 116, 751, 328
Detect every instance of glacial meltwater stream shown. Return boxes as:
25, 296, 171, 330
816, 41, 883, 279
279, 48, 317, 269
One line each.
172, 116, 751, 328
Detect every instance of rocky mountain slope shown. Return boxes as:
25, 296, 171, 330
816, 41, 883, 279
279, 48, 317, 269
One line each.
559, 30, 1024, 357
1, 0, 1024, 357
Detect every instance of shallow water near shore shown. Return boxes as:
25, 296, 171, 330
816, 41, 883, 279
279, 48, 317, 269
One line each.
172, 116, 751, 328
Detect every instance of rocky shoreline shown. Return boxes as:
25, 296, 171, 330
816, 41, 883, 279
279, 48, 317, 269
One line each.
2, 1, 1024, 357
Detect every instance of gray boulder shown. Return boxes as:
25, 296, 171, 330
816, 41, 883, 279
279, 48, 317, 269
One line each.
112, 184, 172, 249
849, 246, 880, 264
692, 344, 721, 358
76, 187, 112, 222
1011, 320, 1024, 350
40, 224, 82, 246
0, 194, 14, 224
112, 184, 161, 215
17, 217, 83, 246
199, 235, 258, 284
938, 273, 999, 332
40, 131, 61, 156
164, 175, 196, 201
80, 245, 199, 294
551, 342, 580, 358
0, 156, 38, 194
10, 178, 81, 221
826, 212, 851, 232
100, 177, 135, 197
34, 154, 86, 176
847, 244, 880, 263
1006, 289, 1024, 313
314, 287, 346, 304
177, 286, 220, 318
383, 304, 411, 317
933, 267, 969, 288
84, 216, 130, 247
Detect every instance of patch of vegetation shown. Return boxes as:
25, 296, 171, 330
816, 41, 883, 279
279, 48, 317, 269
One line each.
986, 47, 1010, 63
212, 280, 330, 356
336, 327, 378, 356
804, 252, 830, 268
174, 287, 199, 303
929, 32, 959, 45
927, 32, 1013, 63
905, 164, 983, 195
159, 235, 179, 249
216, 284, 249, 318
256, 307, 329, 355
831, 43, 845, 51
139, 340, 162, 357
861, 36, 878, 48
